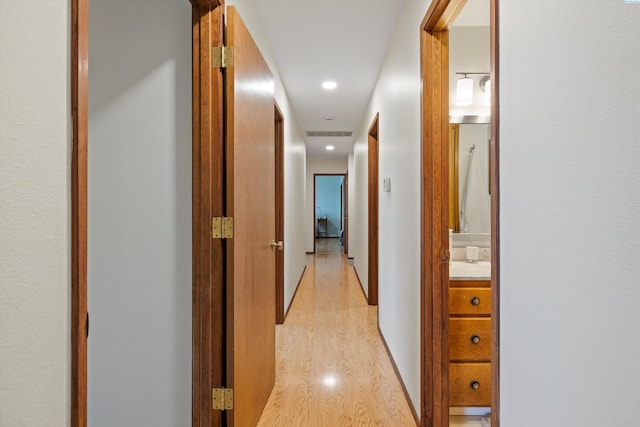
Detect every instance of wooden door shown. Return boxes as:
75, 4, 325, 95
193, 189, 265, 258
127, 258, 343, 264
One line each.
275, 104, 285, 325
225, 6, 276, 426
368, 114, 379, 305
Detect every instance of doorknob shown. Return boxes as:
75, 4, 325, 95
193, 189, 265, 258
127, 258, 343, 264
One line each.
270, 240, 284, 251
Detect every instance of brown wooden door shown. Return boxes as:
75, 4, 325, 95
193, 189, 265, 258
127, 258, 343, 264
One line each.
225, 6, 276, 427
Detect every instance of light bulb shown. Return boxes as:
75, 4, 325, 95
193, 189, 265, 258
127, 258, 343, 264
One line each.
456, 77, 473, 106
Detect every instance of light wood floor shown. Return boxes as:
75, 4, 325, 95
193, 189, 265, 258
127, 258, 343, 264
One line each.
315, 237, 345, 254
257, 253, 417, 426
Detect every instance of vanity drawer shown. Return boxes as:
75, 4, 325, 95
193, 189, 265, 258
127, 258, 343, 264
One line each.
450, 362, 491, 407
449, 288, 491, 315
449, 318, 491, 361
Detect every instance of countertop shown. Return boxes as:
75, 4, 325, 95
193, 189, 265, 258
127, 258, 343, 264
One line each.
449, 260, 491, 280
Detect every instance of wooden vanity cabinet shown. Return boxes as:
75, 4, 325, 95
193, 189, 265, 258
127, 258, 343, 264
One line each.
449, 279, 491, 407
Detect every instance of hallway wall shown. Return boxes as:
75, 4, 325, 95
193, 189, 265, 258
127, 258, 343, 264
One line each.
352, 0, 430, 413
499, 1, 640, 425
227, 0, 308, 314
0, 1, 71, 424
347, 154, 355, 258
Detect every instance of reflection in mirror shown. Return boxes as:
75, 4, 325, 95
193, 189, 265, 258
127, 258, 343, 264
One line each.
449, 117, 491, 234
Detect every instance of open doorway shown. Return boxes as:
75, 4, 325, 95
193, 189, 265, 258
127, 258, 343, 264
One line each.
313, 174, 346, 255
420, 0, 499, 426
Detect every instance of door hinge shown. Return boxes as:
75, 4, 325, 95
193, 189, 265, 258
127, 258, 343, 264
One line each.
442, 249, 450, 264
212, 46, 234, 68
212, 217, 234, 239
212, 387, 233, 411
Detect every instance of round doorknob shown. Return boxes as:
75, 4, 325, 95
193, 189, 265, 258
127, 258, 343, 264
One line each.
470, 296, 481, 306
470, 381, 480, 390
470, 335, 481, 344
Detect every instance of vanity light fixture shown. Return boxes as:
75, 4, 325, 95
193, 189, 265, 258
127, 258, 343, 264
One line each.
322, 81, 337, 90
455, 72, 491, 106
456, 74, 474, 106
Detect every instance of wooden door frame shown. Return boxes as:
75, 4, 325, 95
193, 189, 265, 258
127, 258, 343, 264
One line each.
312, 173, 346, 253
275, 103, 285, 324
367, 114, 379, 306
419, 0, 500, 426
70, 1, 225, 425
343, 173, 349, 255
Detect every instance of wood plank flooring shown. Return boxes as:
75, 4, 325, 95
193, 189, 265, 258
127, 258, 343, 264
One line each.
257, 254, 416, 426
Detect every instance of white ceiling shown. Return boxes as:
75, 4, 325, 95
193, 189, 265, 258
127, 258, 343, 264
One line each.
252, 0, 489, 159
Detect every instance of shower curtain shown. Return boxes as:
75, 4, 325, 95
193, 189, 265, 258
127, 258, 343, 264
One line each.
460, 147, 491, 233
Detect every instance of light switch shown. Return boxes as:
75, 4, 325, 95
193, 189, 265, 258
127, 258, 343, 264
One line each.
383, 177, 391, 192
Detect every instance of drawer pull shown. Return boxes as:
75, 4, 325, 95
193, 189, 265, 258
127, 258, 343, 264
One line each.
470, 334, 481, 344
470, 381, 481, 390
470, 296, 481, 306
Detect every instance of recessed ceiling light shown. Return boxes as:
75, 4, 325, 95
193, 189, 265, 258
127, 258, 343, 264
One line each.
326, 145, 335, 151
324, 115, 335, 121
322, 81, 337, 90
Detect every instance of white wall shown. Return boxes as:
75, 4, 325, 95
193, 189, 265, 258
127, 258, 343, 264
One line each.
351, 0, 430, 413
500, 1, 640, 426
227, 0, 307, 313
87, 1, 191, 425
347, 154, 356, 258
0, 1, 71, 425
305, 157, 348, 252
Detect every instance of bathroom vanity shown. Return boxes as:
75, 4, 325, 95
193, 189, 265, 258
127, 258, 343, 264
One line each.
449, 261, 491, 407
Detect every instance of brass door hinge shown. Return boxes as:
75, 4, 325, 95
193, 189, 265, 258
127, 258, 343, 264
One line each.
212, 387, 233, 411
212, 46, 234, 68
212, 217, 234, 239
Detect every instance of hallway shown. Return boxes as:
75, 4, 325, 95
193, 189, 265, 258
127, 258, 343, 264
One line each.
257, 253, 416, 426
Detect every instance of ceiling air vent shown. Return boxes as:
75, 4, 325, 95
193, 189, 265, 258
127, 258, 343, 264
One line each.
306, 131, 353, 137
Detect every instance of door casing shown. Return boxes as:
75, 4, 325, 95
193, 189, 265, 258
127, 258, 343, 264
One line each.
313, 173, 347, 254
367, 114, 379, 306
275, 103, 285, 325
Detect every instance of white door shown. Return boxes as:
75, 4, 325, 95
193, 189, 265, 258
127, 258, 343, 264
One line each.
87, 1, 192, 425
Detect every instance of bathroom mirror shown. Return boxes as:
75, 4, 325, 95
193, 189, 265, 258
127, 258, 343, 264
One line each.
449, 116, 491, 234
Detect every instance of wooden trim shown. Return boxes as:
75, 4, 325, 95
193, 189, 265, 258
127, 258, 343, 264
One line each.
378, 325, 420, 425
367, 113, 379, 306
71, 0, 88, 424
275, 103, 285, 325
283, 266, 307, 321
191, 3, 225, 426
490, 0, 500, 425
420, 1, 467, 426
189, 0, 221, 7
